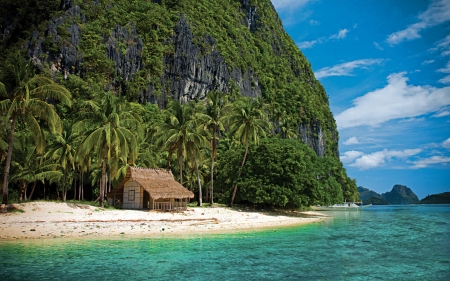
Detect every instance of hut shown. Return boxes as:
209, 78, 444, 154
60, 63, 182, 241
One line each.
107, 167, 194, 211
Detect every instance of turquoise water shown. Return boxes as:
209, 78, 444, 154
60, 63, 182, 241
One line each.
1, 205, 449, 280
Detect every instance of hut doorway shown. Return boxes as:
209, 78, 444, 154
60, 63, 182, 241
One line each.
143, 190, 150, 209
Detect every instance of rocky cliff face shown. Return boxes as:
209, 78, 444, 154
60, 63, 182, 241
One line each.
149, 15, 262, 107
4, 0, 337, 158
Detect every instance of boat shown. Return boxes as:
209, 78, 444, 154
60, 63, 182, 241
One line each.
311, 202, 372, 211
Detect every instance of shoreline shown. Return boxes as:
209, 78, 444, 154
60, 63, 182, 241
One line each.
0, 202, 329, 240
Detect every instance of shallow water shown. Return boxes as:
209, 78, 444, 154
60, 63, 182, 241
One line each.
1, 205, 449, 280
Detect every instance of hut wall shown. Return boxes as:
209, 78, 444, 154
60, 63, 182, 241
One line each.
123, 179, 143, 209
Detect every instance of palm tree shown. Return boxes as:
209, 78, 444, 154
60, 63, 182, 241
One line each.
185, 119, 208, 206
10, 133, 62, 202
204, 91, 227, 204
0, 52, 72, 204
223, 96, 270, 206
154, 100, 196, 185
44, 122, 77, 201
73, 93, 141, 207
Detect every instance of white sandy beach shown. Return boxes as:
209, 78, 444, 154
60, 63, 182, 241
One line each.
0, 202, 328, 240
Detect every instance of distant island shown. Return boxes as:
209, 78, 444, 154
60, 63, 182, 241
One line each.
359, 185, 450, 205
420, 192, 450, 204
358, 184, 419, 205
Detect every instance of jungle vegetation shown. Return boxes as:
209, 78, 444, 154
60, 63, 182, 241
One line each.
0, 0, 359, 208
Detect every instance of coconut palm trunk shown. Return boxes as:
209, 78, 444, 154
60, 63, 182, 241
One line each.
2, 114, 16, 205
28, 181, 37, 201
194, 157, 202, 206
210, 130, 216, 204
230, 143, 249, 206
62, 170, 67, 201
100, 157, 107, 207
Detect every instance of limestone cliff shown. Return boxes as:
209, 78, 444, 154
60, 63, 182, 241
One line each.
1, 0, 338, 158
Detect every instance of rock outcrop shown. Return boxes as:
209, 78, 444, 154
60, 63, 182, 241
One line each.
381, 185, 419, 205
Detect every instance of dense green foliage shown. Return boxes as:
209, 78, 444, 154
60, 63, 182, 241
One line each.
420, 192, 450, 204
363, 197, 390, 205
215, 138, 358, 208
0, 0, 359, 207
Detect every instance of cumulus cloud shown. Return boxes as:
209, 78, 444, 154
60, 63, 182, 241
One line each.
330, 29, 349, 39
315, 59, 383, 79
340, 150, 364, 163
443, 138, 450, 149
341, 149, 422, 170
387, 0, 450, 45
411, 156, 450, 168
343, 137, 360, 145
335, 72, 450, 129
271, 0, 313, 10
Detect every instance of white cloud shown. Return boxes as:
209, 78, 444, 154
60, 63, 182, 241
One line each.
335, 72, 450, 129
436, 34, 450, 56
422, 60, 435, 64
399, 117, 426, 123
439, 75, 450, 84
342, 149, 422, 170
330, 29, 349, 39
315, 59, 383, 79
309, 20, 320, 25
340, 150, 364, 163
433, 107, 450, 117
411, 155, 450, 168
297, 28, 350, 49
298, 39, 320, 49
443, 138, 450, 149
387, 0, 450, 45
374, 42, 384, 50
271, 0, 313, 10
343, 137, 360, 145
438, 61, 450, 73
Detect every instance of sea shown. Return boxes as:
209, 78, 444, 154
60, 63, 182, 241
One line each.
0, 205, 449, 281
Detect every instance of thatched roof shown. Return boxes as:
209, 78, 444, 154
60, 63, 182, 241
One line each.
108, 167, 194, 199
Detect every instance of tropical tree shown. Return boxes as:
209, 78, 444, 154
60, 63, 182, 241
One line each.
44, 121, 77, 201
10, 133, 62, 202
73, 93, 142, 207
0, 52, 72, 204
154, 100, 197, 184
203, 91, 227, 204
185, 118, 208, 206
223, 96, 270, 206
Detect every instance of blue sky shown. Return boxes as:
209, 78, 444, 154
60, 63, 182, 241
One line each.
271, 0, 450, 199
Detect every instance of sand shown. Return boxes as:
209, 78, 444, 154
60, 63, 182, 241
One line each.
0, 202, 328, 240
